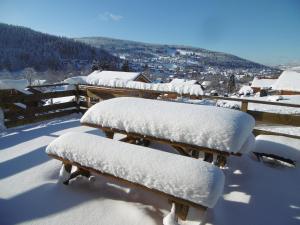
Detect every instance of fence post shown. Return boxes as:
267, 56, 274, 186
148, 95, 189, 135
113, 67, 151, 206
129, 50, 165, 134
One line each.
75, 84, 80, 113
241, 101, 248, 112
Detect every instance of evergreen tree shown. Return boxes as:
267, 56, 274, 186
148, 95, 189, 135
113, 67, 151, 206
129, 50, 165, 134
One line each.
227, 74, 236, 93
121, 60, 130, 72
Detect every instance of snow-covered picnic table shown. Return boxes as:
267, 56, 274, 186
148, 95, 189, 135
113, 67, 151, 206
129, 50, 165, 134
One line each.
81, 97, 255, 164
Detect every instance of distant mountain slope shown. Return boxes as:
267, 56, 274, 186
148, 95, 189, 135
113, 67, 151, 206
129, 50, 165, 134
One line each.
75, 36, 270, 70
0, 23, 118, 72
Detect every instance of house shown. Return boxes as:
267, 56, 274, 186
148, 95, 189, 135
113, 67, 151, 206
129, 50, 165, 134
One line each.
64, 70, 151, 85
272, 70, 300, 95
87, 70, 151, 83
250, 77, 277, 93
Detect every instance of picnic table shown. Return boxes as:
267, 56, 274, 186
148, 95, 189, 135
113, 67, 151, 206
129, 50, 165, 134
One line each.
81, 97, 255, 166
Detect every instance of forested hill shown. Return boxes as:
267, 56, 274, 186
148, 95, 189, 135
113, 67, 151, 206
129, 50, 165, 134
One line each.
0, 23, 118, 72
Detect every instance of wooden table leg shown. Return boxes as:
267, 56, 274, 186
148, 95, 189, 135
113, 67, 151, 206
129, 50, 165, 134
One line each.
103, 130, 114, 139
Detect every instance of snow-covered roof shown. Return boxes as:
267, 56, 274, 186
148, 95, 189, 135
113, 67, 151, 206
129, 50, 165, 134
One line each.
201, 81, 212, 87
64, 76, 87, 84
251, 77, 277, 89
81, 97, 255, 153
273, 70, 300, 92
170, 78, 198, 85
46, 132, 225, 208
0, 79, 28, 90
87, 70, 141, 83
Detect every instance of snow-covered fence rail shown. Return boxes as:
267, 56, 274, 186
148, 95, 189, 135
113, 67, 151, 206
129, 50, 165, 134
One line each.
0, 85, 79, 128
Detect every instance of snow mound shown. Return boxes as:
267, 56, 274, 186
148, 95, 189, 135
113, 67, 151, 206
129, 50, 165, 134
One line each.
273, 70, 300, 92
163, 203, 179, 225
238, 85, 253, 96
253, 135, 300, 166
0, 79, 28, 90
46, 132, 225, 208
81, 97, 255, 153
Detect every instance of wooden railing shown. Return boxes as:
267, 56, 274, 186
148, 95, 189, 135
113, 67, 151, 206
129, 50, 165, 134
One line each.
0, 84, 79, 128
1, 84, 299, 140
77, 85, 300, 139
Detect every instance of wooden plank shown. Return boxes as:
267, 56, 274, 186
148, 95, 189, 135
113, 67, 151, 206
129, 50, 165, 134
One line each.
28, 83, 69, 88
248, 110, 300, 126
5, 102, 77, 120
48, 153, 207, 212
82, 122, 239, 156
86, 89, 115, 100
5, 109, 78, 128
0, 90, 76, 104
253, 129, 300, 140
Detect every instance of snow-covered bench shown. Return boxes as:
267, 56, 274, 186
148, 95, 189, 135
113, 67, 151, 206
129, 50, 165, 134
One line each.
46, 132, 225, 222
253, 135, 300, 167
80, 97, 255, 166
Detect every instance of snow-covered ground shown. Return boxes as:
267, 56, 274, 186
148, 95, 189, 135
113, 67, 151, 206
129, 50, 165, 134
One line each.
1, 115, 300, 225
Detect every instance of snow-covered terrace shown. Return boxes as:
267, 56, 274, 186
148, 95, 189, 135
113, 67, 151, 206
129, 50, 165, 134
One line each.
1, 115, 300, 225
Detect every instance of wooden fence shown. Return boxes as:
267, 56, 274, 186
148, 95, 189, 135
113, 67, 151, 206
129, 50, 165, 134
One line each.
1, 84, 300, 140
0, 84, 79, 128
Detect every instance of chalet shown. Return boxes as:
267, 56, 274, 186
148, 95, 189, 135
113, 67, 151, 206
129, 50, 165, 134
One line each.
87, 70, 151, 83
250, 77, 277, 93
272, 70, 300, 95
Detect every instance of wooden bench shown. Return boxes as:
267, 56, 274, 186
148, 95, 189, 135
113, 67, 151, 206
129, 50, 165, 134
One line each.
46, 132, 225, 222
80, 97, 255, 166
253, 135, 300, 167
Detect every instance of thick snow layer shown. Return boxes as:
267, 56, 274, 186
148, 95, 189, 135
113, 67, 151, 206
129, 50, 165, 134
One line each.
46, 132, 225, 208
253, 135, 300, 166
81, 97, 255, 153
64, 76, 87, 84
88, 79, 204, 96
0, 79, 29, 90
170, 78, 198, 85
1, 116, 300, 225
273, 70, 300, 92
251, 77, 276, 89
238, 85, 253, 96
65, 75, 203, 96
87, 70, 141, 83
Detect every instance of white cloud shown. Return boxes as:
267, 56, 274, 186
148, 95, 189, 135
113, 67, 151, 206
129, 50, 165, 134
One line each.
98, 12, 123, 21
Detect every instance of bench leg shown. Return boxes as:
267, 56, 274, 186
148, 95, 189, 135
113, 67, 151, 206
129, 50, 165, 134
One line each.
215, 154, 227, 167
103, 130, 114, 139
191, 149, 199, 158
175, 202, 189, 221
63, 168, 91, 185
204, 152, 214, 163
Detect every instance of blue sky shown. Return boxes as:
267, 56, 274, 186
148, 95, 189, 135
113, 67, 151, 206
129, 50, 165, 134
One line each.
0, 0, 299, 66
